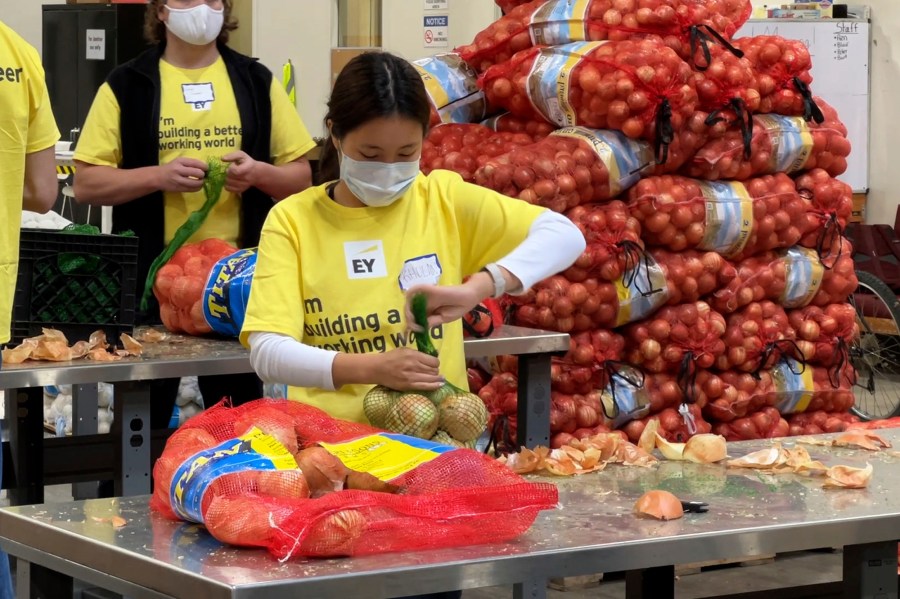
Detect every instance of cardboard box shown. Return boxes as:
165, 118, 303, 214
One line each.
851, 193, 867, 223
331, 47, 381, 87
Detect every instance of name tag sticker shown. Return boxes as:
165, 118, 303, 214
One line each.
398, 254, 442, 291
182, 83, 215, 111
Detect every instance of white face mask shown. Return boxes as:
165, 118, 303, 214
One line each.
339, 151, 420, 207
164, 4, 224, 46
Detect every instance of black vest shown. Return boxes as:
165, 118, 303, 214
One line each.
106, 43, 273, 323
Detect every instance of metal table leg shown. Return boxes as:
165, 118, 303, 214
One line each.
513, 578, 547, 599
625, 565, 676, 599
15, 558, 29, 599
72, 384, 100, 500
113, 381, 152, 497
842, 541, 898, 599
7, 388, 44, 505
516, 353, 551, 449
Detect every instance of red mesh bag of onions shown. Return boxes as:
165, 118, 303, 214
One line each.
622, 301, 727, 375
711, 406, 789, 441
627, 172, 807, 261
683, 97, 850, 181
461, 0, 752, 73
421, 123, 536, 182
786, 410, 860, 436
731, 35, 822, 122
715, 301, 795, 373
759, 358, 857, 415
512, 247, 732, 332
473, 128, 656, 210
481, 112, 556, 140
701, 370, 779, 423
563, 201, 645, 282
413, 53, 491, 127
788, 303, 859, 369
479, 39, 699, 162
794, 168, 854, 267
711, 239, 858, 314
151, 400, 558, 559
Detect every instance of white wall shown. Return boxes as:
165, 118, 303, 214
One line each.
1, 0, 44, 53
251, 0, 336, 139
864, 0, 900, 226
381, 0, 498, 60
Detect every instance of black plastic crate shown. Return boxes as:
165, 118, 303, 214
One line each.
12, 229, 139, 345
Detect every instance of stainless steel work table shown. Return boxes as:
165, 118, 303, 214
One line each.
0, 326, 569, 504
2, 431, 899, 599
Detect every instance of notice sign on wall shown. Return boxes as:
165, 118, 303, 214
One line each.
86, 29, 106, 61
423, 15, 449, 48
424, 0, 449, 8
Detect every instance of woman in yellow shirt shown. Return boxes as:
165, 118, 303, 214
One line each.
241, 51, 585, 426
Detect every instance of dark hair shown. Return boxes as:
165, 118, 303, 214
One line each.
317, 52, 432, 185
144, 0, 238, 45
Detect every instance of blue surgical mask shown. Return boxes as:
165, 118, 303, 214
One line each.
339, 151, 420, 207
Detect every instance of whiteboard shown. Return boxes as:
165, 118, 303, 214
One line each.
734, 20, 871, 192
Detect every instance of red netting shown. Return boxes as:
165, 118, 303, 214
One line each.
627, 172, 808, 261
153, 239, 238, 335
683, 97, 850, 181
711, 239, 858, 314
711, 406, 790, 441
731, 35, 817, 118
622, 301, 727, 373
479, 39, 698, 159
785, 410, 860, 436
481, 112, 556, 140
794, 168, 854, 265
421, 123, 536, 182
788, 303, 859, 369
715, 300, 794, 372
620, 404, 711, 443
462, 0, 751, 73
151, 400, 558, 559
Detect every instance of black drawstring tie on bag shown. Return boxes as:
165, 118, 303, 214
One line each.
621, 244, 665, 299
486, 413, 517, 458
792, 77, 825, 124
654, 99, 674, 165
677, 352, 700, 404
688, 24, 745, 71
816, 213, 844, 270
827, 338, 857, 389
753, 339, 806, 380
705, 98, 754, 159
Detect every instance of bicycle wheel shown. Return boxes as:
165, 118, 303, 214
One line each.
849, 270, 900, 420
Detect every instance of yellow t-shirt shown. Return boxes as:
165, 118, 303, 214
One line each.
240, 170, 545, 424
0, 22, 60, 344
74, 56, 316, 246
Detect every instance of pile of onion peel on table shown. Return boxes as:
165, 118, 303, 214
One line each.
1, 328, 144, 365
500, 432, 657, 476
726, 443, 873, 489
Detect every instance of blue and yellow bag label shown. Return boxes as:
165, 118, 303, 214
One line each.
615, 253, 669, 327
780, 247, 824, 309
203, 248, 257, 337
771, 358, 816, 414
756, 114, 814, 174
696, 181, 755, 257
551, 126, 654, 196
527, 41, 602, 126
414, 53, 487, 124
319, 433, 456, 482
170, 427, 298, 524
529, 0, 592, 46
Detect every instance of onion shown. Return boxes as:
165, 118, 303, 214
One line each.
634, 490, 684, 520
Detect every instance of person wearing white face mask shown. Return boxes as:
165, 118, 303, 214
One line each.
72, 0, 318, 422
241, 53, 586, 437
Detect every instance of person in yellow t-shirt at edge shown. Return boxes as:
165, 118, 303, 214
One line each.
73, 0, 317, 427
0, 18, 61, 599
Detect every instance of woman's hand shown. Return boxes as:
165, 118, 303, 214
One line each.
371, 348, 444, 392
405, 273, 495, 331
223, 151, 259, 193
